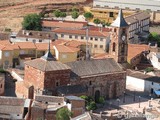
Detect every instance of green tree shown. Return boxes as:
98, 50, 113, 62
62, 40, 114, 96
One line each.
148, 32, 160, 46
86, 101, 97, 111
98, 96, 105, 104
56, 108, 72, 120
72, 7, 79, 12
71, 11, 79, 20
60, 12, 67, 20
54, 9, 61, 18
22, 13, 42, 30
93, 18, 101, 25
83, 12, 93, 21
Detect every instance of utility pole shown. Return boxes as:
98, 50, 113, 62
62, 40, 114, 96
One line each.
85, 26, 90, 60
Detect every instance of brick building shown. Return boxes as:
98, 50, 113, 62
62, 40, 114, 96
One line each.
66, 59, 126, 100
23, 43, 71, 98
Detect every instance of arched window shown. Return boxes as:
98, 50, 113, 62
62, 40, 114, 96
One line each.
113, 42, 116, 52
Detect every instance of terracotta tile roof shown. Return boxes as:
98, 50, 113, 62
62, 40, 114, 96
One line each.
25, 58, 70, 72
52, 39, 68, 46
0, 40, 11, 46
53, 28, 109, 37
128, 44, 149, 61
16, 30, 56, 40
16, 42, 36, 49
0, 43, 19, 51
42, 20, 87, 29
35, 43, 49, 51
54, 45, 80, 53
65, 40, 91, 48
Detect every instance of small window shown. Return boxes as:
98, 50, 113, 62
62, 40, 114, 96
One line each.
69, 35, 72, 39
75, 35, 78, 39
0, 84, 2, 88
113, 42, 116, 52
109, 12, 114, 17
100, 38, 103, 41
90, 37, 93, 40
94, 45, 97, 48
56, 81, 60, 87
100, 45, 103, 48
4, 52, 10, 57
39, 40, 42, 42
152, 82, 154, 85
95, 38, 98, 41
114, 28, 117, 33
81, 36, 84, 39
61, 34, 64, 38
26, 38, 28, 41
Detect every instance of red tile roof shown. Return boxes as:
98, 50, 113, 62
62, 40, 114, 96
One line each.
42, 20, 86, 29
65, 40, 91, 48
128, 44, 149, 60
16, 42, 36, 49
53, 28, 109, 37
54, 45, 80, 53
35, 43, 49, 51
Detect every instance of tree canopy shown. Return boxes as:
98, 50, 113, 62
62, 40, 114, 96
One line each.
72, 11, 79, 20
93, 18, 101, 25
22, 13, 42, 30
54, 9, 61, 18
83, 12, 93, 21
60, 12, 67, 20
56, 108, 72, 120
148, 32, 160, 46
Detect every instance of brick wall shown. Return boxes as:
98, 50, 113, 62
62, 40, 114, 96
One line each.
24, 64, 71, 96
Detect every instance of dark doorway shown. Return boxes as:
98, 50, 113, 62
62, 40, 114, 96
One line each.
151, 88, 154, 94
95, 90, 100, 103
28, 86, 34, 99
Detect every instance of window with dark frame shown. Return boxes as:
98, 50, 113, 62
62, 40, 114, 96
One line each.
109, 12, 114, 17
81, 36, 84, 39
113, 42, 116, 52
69, 35, 72, 39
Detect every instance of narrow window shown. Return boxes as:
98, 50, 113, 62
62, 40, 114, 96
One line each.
113, 42, 116, 52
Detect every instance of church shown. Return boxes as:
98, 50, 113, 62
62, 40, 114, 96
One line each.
21, 9, 128, 100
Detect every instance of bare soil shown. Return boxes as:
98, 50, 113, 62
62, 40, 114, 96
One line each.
0, 0, 91, 32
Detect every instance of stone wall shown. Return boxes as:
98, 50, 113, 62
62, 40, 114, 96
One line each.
73, 72, 126, 99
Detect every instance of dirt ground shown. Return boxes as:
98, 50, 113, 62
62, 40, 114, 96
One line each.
0, 0, 90, 32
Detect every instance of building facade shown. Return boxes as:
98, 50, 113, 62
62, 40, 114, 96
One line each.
53, 28, 110, 54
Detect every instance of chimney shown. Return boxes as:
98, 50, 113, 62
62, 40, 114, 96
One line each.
22, 30, 25, 35
26, 32, 30, 36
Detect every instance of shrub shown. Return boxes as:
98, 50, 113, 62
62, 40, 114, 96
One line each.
86, 101, 97, 110
56, 108, 72, 120
145, 67, 154, 73
98, 96, 105, 104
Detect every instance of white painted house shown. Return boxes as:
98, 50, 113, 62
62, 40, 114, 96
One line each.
126, 70, 160, 95
148, 52, 160, 70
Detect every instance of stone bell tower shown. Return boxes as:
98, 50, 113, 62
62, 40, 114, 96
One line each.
109, 9, 129, 63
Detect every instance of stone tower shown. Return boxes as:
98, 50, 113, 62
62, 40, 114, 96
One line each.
109, 9, 129, 63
